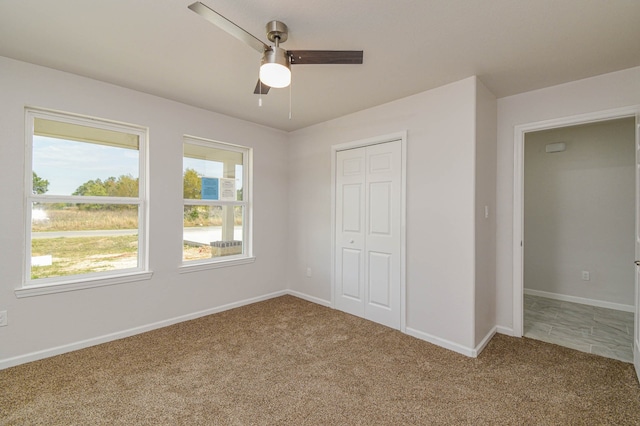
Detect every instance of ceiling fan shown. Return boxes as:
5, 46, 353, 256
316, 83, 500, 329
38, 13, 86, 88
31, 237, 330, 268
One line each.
188, 2, 363, 95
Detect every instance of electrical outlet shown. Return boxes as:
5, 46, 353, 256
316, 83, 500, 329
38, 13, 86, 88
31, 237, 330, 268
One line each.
306, 267, 312, 278
581, 271, 590, 281
0, 310, 7, 327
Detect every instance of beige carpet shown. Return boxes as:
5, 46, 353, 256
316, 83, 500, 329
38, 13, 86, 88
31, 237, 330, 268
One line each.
1, 295, 639, 425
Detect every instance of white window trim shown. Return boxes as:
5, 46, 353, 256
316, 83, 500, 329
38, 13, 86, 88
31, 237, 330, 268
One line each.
21, 107, 150, 295
15, 271, 153, 298
181, 135, 253, 270
178, 256, 256, 273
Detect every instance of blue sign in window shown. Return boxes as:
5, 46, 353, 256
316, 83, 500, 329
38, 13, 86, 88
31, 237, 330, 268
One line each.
201, 177, 219, 200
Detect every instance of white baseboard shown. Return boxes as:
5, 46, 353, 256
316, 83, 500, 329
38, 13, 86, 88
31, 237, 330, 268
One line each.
286, 290, 332, 307
0, 288, 505, 370
635, 340, 640, 384
474, 327, 497, 356
524, 288, 634, 312
291, 290, 499, 358
495, 326, 515, 336
405, 327, 476, 358
0, 290, 288, 371
287, 290, 502, 358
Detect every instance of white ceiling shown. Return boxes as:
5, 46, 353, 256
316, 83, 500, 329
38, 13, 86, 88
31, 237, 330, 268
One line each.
1, 0, 639, 132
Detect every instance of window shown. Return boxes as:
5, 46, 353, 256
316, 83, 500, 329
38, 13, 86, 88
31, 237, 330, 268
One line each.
22, 108, 149, 294
182, 136, 252, 268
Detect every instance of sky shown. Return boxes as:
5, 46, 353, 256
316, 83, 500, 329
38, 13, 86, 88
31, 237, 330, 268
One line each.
33, 136, 240, 197
32, 136, 139, 195
183, 157, 224, 179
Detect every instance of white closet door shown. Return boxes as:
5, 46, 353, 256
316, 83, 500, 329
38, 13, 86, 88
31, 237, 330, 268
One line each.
335, 140, 402, 329
364, 141, 401, 329
335, 147, 366, 317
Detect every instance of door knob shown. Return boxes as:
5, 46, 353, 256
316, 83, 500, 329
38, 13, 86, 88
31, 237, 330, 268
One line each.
635, 260, 640, 266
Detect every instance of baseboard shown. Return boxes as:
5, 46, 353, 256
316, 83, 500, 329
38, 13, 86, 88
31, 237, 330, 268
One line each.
635, 339, 640, 384
0, 290, 288, 371
289, 290, 497, 358
290, 291, 496, 358
495, 326, 515, 336
474, 327, 497, 356
0, 289, 521, 370
405, 327, 476, 358
524, 288, 634, 312
285, 290, 332, 307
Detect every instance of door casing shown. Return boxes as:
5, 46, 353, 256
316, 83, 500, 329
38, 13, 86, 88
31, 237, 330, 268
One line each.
331, 131, 407, 332
512, 106, 640, 381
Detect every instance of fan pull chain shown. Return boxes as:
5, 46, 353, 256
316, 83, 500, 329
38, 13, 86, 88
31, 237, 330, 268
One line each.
259, 81, 263, 107
288, 78, 292, 120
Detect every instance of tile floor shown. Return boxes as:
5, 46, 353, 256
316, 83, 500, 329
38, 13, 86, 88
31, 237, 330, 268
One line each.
524, 294, 634, 363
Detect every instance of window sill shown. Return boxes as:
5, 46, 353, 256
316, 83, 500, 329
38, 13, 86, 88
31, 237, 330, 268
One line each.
15, 271, 154, 298
179, 256, 256, 274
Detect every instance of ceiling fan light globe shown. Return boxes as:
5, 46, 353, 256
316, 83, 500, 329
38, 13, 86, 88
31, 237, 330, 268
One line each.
260, 63, 291, 88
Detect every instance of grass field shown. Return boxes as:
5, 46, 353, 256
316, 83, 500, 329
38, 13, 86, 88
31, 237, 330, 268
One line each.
32, 208, 138, 232
30, 207, 232, 279
32, 206, 242, 232
31, 235, 138, 279
31, 236, 214, 279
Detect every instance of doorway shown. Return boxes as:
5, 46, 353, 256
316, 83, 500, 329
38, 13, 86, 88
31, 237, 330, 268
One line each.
513, 108, 639, 370
331, 133, 407, 331
523, 117, 636, 362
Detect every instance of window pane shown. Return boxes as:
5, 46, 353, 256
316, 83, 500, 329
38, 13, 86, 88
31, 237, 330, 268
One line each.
183, 205, 244, 261
33, 118, 139, 197
31, 203, 139, 279
183, 143, 243, 201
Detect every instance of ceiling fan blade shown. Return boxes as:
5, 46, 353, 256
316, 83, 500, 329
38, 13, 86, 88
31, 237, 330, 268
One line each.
253, 80, 271, 95
288, 50, 363, 65
188, 2, 267, 53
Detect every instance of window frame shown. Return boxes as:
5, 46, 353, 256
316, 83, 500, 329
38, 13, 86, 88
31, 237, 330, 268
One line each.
180, 135, 254, 271
18, 107, 151, 297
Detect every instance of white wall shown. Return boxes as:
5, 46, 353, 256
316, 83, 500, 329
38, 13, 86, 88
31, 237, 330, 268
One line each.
0, 57, 290, 366
524, 118, 635, 306
474, 80, 497, 347
287, 76, 491, 353
496, 66, 640, 331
